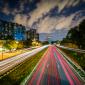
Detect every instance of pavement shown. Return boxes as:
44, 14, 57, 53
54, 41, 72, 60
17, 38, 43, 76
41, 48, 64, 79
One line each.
27, 45, 84, 85
0, 45, 48, 75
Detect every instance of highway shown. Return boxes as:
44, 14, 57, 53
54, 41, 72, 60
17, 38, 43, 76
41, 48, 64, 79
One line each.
27, 45, 84, 85
0, 45, 48, 75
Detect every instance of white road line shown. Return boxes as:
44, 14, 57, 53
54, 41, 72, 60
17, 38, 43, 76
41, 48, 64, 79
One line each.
20, 46, 49, 85
0, 45, 49, 75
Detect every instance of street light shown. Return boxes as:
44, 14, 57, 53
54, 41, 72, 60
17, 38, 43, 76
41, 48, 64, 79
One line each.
2, 44, 3, 60
2, 40, 6, 60
2, 40, 4, 60
16, 41, 19, 50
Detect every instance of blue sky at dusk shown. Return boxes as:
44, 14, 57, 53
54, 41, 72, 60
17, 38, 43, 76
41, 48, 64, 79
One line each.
0, 0, 85, 41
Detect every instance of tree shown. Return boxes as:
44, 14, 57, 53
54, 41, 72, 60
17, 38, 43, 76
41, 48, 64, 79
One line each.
61, 19, 85, 49
78, 20, 85, 49
66, 27, 81, 47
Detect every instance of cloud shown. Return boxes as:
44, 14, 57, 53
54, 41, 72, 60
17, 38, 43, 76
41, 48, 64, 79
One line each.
14, 14, 28, 26
72, 0, 80, 6
14, 0, 57, 27
55, 10, 85, 30
37, 14, 74, 33
37, 10, 85, 33
26, 0, 82, 28
27, 0, 57, 26
57, 0, 69, 12
2, 3, 10, 15
57, 0, 80, 12
2, 7, 10, 15
1, 0, 85, 33
55, 15, 75, 30
71, 10, 85, 27
11, 8, 18, 15
37, 16, 58, 33
66, 0, 80, 7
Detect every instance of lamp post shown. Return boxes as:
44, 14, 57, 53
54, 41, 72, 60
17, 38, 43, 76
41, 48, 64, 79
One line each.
16, 41, 19, 50
2, 42, 3, 60
2, 40, 6, 60
2, 40, 4, 60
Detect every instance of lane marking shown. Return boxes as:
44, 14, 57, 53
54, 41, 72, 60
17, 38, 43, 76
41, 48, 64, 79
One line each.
20, 46, 49, 85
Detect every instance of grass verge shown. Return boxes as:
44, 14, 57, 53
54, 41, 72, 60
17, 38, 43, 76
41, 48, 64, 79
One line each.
0, 48, 47, 85
59, 47, 85, 80
61, 48, 85, 71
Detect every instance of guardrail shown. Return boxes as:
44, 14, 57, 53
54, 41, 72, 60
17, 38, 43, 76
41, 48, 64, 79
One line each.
56, 45, 85, 53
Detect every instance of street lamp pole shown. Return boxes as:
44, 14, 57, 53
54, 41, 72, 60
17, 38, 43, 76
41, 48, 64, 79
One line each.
2, 40, 6, 60
2, 40, 3, 60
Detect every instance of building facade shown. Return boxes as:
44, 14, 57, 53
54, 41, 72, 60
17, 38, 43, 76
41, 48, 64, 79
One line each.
26, 29, 39, 41
0, 20, 14, 40
0, 20, 39, 42
14, 24, 26, 41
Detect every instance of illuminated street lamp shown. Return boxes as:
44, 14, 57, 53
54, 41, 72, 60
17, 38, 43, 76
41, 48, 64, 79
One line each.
2, 44, 3, 60
16, 41, 19, 50
2, 40, 6, 60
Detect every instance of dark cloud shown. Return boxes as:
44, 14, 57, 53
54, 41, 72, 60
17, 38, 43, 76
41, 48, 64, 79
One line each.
0, 0, 85, 33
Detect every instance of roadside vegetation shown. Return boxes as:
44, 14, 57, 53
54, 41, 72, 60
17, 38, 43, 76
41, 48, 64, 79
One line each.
61, 19, 85, 50
61, 48, 85, 71
0, 48, 47, 85
0, 39, 41, 60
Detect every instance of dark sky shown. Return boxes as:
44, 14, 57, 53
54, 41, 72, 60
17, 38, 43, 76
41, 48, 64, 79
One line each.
0, 0, 85, 41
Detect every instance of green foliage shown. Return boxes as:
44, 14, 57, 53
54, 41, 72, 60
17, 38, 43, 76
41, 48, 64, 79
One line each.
42, 41, 49, 45
3, 40, 25, 51
61, 19, 85, 49
62, 49, 85, 71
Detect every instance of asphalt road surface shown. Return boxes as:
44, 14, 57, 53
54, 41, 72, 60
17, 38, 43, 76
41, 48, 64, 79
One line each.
0, 45, 48, 75
27, 45, 84, 85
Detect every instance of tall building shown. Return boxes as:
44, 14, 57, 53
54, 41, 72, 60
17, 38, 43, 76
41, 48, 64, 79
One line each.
0, 19, 38, 41
0, 20, 14, 40
26, 29, 39, 41
0, 20, 26, 40
14, 24, 26, 41
35, 33, 39, 41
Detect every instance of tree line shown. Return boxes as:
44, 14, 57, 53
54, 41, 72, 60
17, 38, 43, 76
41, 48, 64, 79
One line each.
0, 19, 40, 51
61, 19, 85, 49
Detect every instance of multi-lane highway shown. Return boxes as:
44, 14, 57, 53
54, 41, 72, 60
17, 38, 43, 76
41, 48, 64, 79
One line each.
0, 45, 48, 75
27, 45, 84, 85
